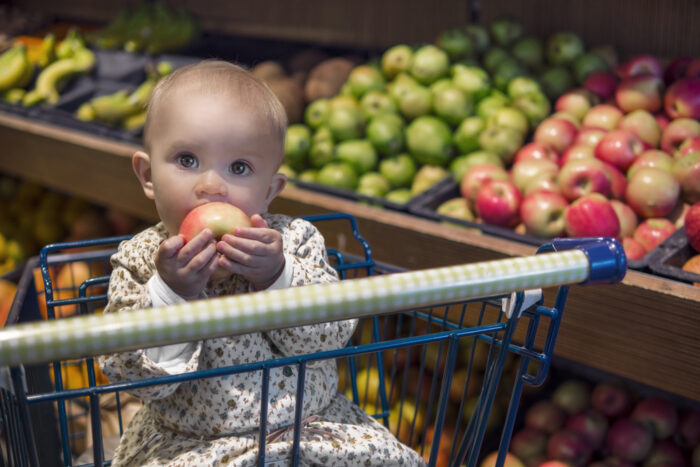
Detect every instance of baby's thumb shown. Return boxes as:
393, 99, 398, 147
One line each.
250, 214, 268, 229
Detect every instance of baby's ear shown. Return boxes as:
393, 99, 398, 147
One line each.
132, 151, 155, 200
264, 172, 287, 209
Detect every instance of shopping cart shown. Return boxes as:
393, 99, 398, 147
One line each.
0, 213, 626, 467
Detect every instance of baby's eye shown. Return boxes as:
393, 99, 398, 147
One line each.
177, 153, 197, 168
230, 161, 252, 175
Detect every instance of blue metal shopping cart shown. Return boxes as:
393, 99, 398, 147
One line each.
0, 213, 626, 467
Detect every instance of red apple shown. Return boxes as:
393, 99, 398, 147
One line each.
631, 397, 678, 440
686, 58, 700, 78
595, 129, 645, 172
514, 142, 560, 165
511, 159, 559, 192
524, 172, 561, 196
525, 400, 566, 434
622, 237, 647, 260
675, 409, 700, 449
552, 380, 591, 415
557, 158, 612, 201
179, 202, 252, 241
475, 179, 522, 227
584, 71, 619, 100
615, 75, 664, 113
534, 117, 579, 154
654, 112, 670, 132
610, 200, 639, 238
625, 167, 680, 218
672, 151, 700, 204
626, 150, 674, 180
564, 193, 620, 238
616, 109, 661, 149
565, 410, 609, 450
460, 163, 509, 203
574, 127, 608, 148
664, 78, 700, 119
664, 56, 693, 85
510, 427, 548, 461
550, 111, 582, 129
677, 136, 700, 157
555, 90, 594, 122
592, 382, 632, 418
633, 218, 676, 252
606, 419, 654, 463
479, 451, 525, 467
560, 144, 595, 166
684, 202, 700, 251
615, 54, 663, 79
644, 440, 687, 466
520, 190, 569, 237
547, 430, 592, 466
582, 104, 624, 131
660, 117, 700, 154
602, 162, 627, 200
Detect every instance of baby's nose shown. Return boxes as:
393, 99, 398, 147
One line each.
196, 171, 228, 197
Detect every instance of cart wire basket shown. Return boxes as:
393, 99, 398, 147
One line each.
0, 213, 626, 467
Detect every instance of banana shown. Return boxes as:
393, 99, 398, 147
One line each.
2, 88, 26, 104
76, 102, 95, 121
90, 90, 137, 125
37, 34, 57, 69
56, 29, 86, 60
127, 77, 157, 111
122, 110, 147, 131
0, 45, 30, 92
23, 46, 95, 106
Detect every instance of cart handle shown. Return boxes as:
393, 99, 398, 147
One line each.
0, 237, 625, 367
537, 237, 627, 286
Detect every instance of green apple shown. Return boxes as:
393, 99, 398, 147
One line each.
405, 115, 454, 166
304, 98, 330, 129
329, 94, 360, 111
510, 36, 545, 69
385, 188, 413, 204
308, 140, 335, 168
487, 106, 529, 136
360, 90, 398, 120
356, 171, 391, 198
451, 65, 491, 101
312, 126, 334, 144
464, 24, 490, 55
433, 85, 473, 126
454, 116, 485, 154
410, 45, 449, 85
326, 106, 365, 142
478, 126, 524, 165
277, 163, 297, 180
298, 169, 319, 183
572, 52, 609, 85
379, 153, 417, 188
492, 58, 529, 92
387, 72, 419, 102
490, 16, 525, 47
512, 91, 551, 128
381, 44, 414, 80
411, 165, 450, 195
437, 197, 475, 221
483, 46, 510, 73
316, 162, 358, 190
546, 31, 585, 66
476, 92, 509, 121
284, 124, 312, 170
507, 76, 542, 100
430, 78, 453, 95
366, 112, 405, 156
449, 150, 503, 182
538, 66, 575, 100
346, 65, 386, 99
398, 84, 433, 120
436, 28, 475, 60
336, 139, 378, 175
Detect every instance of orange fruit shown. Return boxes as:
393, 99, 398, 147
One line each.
0, 279, 18, 326
682, 254, 700, 286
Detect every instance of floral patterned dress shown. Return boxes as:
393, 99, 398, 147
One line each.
98, 214, 425, 466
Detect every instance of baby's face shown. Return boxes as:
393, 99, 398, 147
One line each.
146, 89, 285, 235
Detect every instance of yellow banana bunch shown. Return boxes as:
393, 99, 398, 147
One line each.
0, 44, 31, 92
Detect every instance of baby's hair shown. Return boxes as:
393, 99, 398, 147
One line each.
143, 60, 288, 153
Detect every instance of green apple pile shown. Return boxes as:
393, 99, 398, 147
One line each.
281, 17, 613, 206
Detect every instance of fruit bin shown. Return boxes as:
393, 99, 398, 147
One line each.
647, 228, 700, 285
0, 213, 626, 467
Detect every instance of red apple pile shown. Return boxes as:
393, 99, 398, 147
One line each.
508, 378, 700, 466
458, 53, 700, 263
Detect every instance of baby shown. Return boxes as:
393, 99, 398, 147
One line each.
98, 60, 425, 466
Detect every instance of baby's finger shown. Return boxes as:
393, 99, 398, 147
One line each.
179, 229, 215, 258
250, 214, 268, 229
218, 236, 272, 259
159, 235, 185, 258
223, 227, 278, 245
188, 242, 218, 273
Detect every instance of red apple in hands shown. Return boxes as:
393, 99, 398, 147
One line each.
584, 71, 619, 100
475, 179, 522, 227
179, 202, 252, 241
622, 237, 647, 260
514, 142, 560, 165
633, 218, 676, 252
582, 104, 624, 131
574, 126, 607, 148
660, 117, 700, 154
610, 200, 639, 238
565, 193, 620, 238
685, 202, 700, 251
533, 117, 579, 154
594, 129, 645, 172
558, 158, 612, 201
460, 163, 509, 203
615, 54, 663, 79
520, 190, 569, 237
625, 167, 680, 218
616, 109, 661, 149
664, 78, 700, 119
672, 151, 700, 204
615, 75, 664, 113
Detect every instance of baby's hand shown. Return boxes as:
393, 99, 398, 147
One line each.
155, 229, 219, 299
216, 214, 284, 290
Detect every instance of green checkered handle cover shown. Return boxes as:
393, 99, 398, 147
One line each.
0, 238, 625, 367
